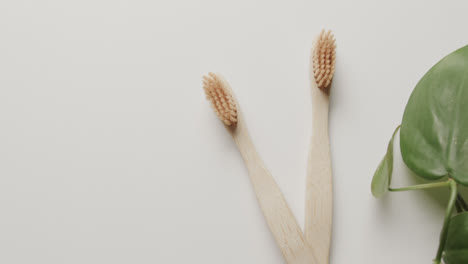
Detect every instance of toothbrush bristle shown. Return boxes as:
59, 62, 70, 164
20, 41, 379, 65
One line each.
202, 72, 238, 127
312, 29, 336, 94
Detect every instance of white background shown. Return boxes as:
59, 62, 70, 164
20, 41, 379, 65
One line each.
1, 0, 467, 263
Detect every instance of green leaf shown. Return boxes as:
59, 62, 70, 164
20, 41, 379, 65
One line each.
443, 212, 468, 264
400, 45, 468, 186
371, 126, 400, 198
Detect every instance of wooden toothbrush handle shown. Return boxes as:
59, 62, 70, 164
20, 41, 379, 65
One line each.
232, 120, 316, 264
305, 91, 332, 264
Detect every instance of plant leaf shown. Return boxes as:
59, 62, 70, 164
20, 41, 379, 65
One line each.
371, 126, 400, 198
443, 212, 468, 264
400, 45, 468, 186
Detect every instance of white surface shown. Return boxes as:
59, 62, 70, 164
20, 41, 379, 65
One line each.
0, 0, 467, 263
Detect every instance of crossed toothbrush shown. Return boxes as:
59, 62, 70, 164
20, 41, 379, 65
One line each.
202, 30, 336, 264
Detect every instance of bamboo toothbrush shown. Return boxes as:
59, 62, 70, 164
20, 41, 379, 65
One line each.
203, 72, 316, 264
304, 30, 336, 264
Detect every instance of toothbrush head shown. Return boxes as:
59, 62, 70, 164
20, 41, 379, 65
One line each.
203, 72, 238, 127
312, 30, 336, 94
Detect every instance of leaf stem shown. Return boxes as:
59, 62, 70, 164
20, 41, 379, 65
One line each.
433, 179, 457, 264
389, 181, 451, 192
